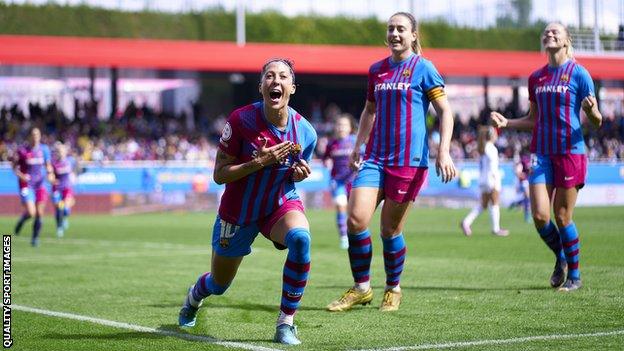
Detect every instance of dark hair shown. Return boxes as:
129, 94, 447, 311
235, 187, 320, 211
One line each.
260, 58, 296, 84
389, 12, 422, 54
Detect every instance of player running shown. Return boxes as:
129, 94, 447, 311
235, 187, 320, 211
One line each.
13, 127, 54, 247
177, 58, 317, 345
323, 114, 358, 249
461, 125, 509, 237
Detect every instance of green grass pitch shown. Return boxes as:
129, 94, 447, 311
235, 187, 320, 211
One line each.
3, 206, 624, 350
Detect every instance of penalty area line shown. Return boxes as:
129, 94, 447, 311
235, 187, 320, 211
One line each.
12, 304, 282, 351
353, 329, 624, 351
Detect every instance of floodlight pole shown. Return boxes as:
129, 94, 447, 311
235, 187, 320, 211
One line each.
593, 0, 600, 52
236, 0, 246, 47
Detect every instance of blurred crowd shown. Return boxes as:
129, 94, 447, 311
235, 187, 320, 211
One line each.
1, 99, 623, 164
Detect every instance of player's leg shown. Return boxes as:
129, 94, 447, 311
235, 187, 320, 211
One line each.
327, 162, 383, 312
552, 154, 587, 292
62, 189, 74, 230
529, 155, 567, 287
52, 190, 64, 237
32, 198, 46, 247
377, 166, 427, 312
15, 192, 35, 236
332, 181, 349, 249
267, 208, 311, 345
489, 189, 509, 236
178, 217, 253, 327
462, 191, 487, 236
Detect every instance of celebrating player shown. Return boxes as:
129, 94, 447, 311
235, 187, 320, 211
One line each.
12, 127, 54, 247
51, 142, 78, 237
327, 12, 457, 312
322, 114, 357, 249
461, 126, 509, 237
178, 58, 317, 345
491, 22, 602, 291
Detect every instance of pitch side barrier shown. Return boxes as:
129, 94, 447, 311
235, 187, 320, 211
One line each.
0, 160, 622, 208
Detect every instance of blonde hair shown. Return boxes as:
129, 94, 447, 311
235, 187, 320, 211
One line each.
477, 126, 496, 155
388, 12, 422, 55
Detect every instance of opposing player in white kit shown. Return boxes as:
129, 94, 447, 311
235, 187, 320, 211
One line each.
461, 126, 509, 237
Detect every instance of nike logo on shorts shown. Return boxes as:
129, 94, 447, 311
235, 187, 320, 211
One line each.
564, 176, 574, 181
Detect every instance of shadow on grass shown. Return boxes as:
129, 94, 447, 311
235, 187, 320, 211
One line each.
148, 302, 325, 312
45, 325, 275, 344
315, 284, 552, 292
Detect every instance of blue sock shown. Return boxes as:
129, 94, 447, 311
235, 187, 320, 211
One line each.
560, 222, 581, 280
15, 213, 31, 234
280, 228, 311, 316
55, 208, 63, 228
188, 272, 230, 309
348, 229, 372, 284
382, 233, 406, 289
537, 221, 565, 261
64, 206, 71, 217
336, 212, 347, 237
33, 216, 42, 240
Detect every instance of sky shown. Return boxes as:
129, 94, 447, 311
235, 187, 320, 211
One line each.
4, 0, 624, 34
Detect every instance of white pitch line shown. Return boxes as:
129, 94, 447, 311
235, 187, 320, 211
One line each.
12, 305, 282, 351
13, 249, 211, 263
353, 329, 624, 351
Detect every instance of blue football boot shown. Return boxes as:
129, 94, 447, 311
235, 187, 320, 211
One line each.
273, 324, 301, 345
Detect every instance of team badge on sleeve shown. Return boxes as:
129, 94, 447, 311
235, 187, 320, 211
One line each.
220, 122, 232, 147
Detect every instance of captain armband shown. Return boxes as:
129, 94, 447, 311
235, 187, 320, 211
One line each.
426, 86, 446, 101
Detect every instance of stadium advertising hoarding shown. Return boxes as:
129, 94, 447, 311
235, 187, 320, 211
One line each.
0, 161, 623, 207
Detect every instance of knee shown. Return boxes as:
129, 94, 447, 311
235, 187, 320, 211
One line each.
347, 214, 368, 233
554, 209, 572, 228
532, 210, 550, 228
380, 225, 400, 239
286, 228, 311, 251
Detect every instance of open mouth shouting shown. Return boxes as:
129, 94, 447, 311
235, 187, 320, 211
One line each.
269, 89, 283, 104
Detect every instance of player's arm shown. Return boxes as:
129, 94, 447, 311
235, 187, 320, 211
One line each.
11, 158, 28, 182
581, 95, 602, 128
431, 94, 458, 183
351, 100, 375, 169
213, 140, 293, 185
491, 102, 537, 131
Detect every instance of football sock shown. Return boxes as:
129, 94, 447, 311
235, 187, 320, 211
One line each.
382, 233, 406, 291
537, 221, 566, 261
463, 205, 482, 226
560, 222, 581, 280
489, 205, 501, 232
348, 229, 372, 290
14, 213, 31, 235
337, 211, 347, 238
280, 228, 311, 317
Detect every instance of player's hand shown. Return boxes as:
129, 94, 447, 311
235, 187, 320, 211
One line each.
582, 95, 602, 128
349, 149, 362, 170
255, 139, 293, 167
291, 159, 312, 182
490, 112, 508, 128
435, 152, 457, 183
19, 174, 31, 182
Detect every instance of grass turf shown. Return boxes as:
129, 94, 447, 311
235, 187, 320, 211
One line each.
2, 206, 623, 350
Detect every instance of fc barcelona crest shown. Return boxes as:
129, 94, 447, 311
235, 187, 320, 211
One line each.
402, 69, 411, 77
560, 74, 570, 82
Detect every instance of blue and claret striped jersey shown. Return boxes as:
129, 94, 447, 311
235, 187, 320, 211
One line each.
323, 134, 356, 183
16, 144, 51, 188
365, 53, 445, 167
528, 60, 595, 155
218, 102, 317, 225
